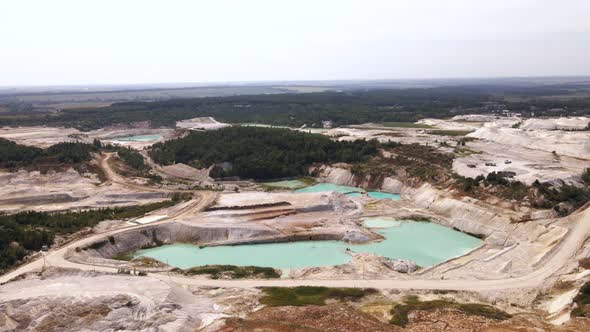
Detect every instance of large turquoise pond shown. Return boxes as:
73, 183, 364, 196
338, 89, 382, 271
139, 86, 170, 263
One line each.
132, 218, 481, 270
295, 183, 400, 200
114, 134, 162, 142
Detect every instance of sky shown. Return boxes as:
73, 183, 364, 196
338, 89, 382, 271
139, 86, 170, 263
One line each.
1, 0, 589, 86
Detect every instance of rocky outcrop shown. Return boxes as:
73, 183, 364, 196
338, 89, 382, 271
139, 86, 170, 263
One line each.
310, 165, 356, 186
71, 223, 280, 264
468, 126, 590, 159
309, 164, 536, 246
406, 184, 519, 245
381, 177, 404, 194
383, 258, 419, 273
309, 164, 404, 194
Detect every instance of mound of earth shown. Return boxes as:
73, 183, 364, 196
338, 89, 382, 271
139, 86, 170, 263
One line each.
222, 304, 399, 332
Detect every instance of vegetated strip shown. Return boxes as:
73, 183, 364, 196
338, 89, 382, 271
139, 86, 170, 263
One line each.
389, 295, 512, 327
0, 138, 99, 170
428, 129, 473, 136
0, 200, 176, 273
2, 87, 590, 131
174, 265, 281, 279
455, 168, 590, 217
259, 286, 378, 306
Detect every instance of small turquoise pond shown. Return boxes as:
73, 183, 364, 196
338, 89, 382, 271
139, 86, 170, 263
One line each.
132, 218, 481, 270
295, 183, 400, 200
346, 191, 401, 200
114, 134, 162, 142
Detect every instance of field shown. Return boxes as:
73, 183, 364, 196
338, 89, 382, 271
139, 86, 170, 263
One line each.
381, 122, 434, 128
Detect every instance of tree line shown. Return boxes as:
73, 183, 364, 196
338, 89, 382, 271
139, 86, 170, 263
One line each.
149, 126, 379, 180
0, 138, 98, 169
0, 200, 175, 273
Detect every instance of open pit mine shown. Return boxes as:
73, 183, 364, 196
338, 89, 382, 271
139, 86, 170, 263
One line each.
1, 113, 590, 332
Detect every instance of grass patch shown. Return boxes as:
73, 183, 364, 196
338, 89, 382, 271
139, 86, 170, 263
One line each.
112, 252, 134, 261
382, 122, 433, 129
408, 216, 432, 222
260, 286, 377, 306
389, 296, 511, 327
428, 130, 473, 136
298, 176, 316, 186
454, 146, 482, 156
183, 265, 280, 279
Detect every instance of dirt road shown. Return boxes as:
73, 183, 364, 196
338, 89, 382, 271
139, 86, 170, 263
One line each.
1, 202, 588, 291
1, 153, 589, 292
0, 190, 217, 285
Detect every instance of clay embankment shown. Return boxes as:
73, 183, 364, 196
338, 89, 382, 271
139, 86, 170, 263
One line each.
312, 165, 511, 242
70, 191, 377, 269
0, 168, 172, 213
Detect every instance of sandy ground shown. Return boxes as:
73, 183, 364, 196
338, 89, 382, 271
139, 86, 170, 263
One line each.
0, 269, 261, 331
520, 117, 590, 131
176, 117, 231, 130
0, 126, 81, 147
468, 125, 590, 160
0, 168, 170, 214
0, 126, 177, 149
1, 118, 590, 330
453, 140, 588, 184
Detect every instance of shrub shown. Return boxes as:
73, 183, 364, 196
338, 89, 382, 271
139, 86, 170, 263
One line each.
259, 287, 377, 306
183, 265, 280, 279
572, 282, 590, 318
579, 258, 590, 270
389, 296, 511, 327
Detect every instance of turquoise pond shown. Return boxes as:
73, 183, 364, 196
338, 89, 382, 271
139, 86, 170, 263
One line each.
295, 183, 400, 200
132, 218, 482, 270
295, 183, 364, 194
113, 134, 162, 142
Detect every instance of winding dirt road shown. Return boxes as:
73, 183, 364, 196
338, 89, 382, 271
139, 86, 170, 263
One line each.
1, 153, 589, 291
2, 204, 588, 290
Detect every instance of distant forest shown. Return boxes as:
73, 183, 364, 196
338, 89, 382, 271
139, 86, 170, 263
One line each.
149, 126, 379, 179
1, 87, 590, 131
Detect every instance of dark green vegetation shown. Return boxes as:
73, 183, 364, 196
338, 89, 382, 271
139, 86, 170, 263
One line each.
97, 140, 148, 173
150, 126, 378, 180
456, 169, 590, 216
572, 281, 590, 318
351, 142, 455, 187
389, 295, 511, 327
2, 84, 590, 131
0, 88, 494, 130
260, 286, 377, 306
583, 168, 590, 186
533, 178, 590, 216
428, 129, 473, 136
114, 147, 147, 172
456, 172, 529, 201
0, 200, 175, 273
0, 138, 97, 169
179, 265, 280, 279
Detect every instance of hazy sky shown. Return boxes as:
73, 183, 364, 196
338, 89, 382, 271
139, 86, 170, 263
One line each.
1, 0, 589, 86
